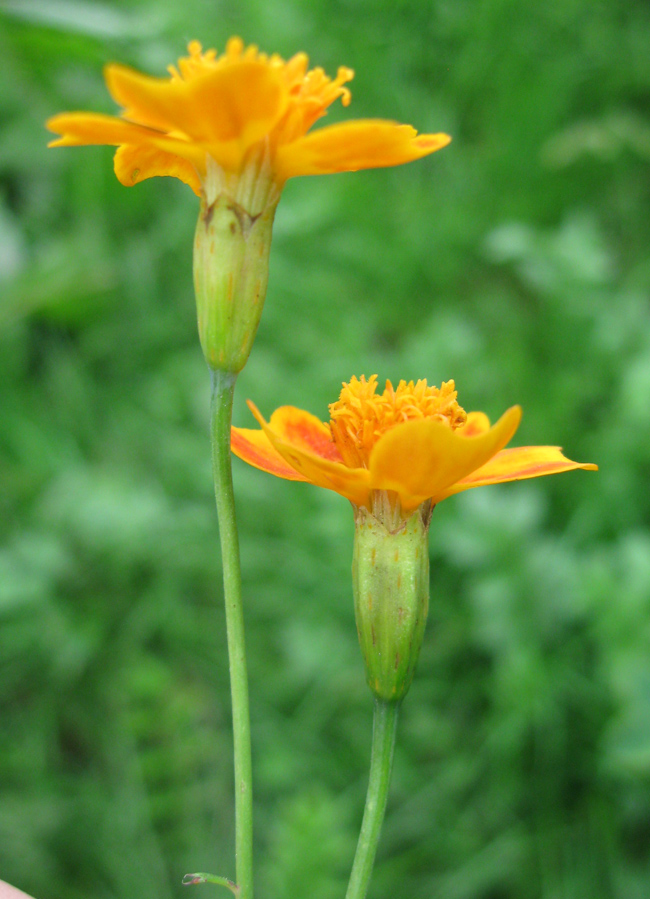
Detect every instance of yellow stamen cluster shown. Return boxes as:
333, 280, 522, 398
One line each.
166, 38, 353, 146
329, 375, 467, 468
166, 40, 219, 81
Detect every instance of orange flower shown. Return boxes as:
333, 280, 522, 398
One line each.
46, 37, 451, 197
234, 375, 597, 701
231, 375, 597, 515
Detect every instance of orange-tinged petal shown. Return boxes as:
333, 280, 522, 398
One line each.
114, 144, 202, 194
369, 406, 522, 511
461, 411, 491, 437
231, 427, 309, 481
439, 445, 598, 499
274, 120, 451, 180
260, 403, 343, 463
247, 402, 372, 505
106, 61, 288, 153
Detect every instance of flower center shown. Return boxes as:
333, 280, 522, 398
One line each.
167, 39, 353, 142
328, 375, 467, 469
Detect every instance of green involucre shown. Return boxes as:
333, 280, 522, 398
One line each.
352, 503, 430, 701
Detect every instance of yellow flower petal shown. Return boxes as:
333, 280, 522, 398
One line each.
439, 445, 599, 499
114, 144, 202, 194
247, 402, 372, 505
46, 112, 206, 171
274, 120, 451, 180
47, 112, 164, 147
369, 406, 522, 511
106, 61, 288, 156
231, 427, 309, 481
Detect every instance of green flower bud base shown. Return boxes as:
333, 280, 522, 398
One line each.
193, 152, 280, 374
194, 194, 277, 373
352, 502, 430, 702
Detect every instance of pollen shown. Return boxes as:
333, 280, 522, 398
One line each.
328, 374, 467, 468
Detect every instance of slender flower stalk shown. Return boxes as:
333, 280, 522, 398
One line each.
209, 370, 253, 898
345, 699, 399, 899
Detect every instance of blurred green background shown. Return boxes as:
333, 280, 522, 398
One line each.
1, 1, 649, 897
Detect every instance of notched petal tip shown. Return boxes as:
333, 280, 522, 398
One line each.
45, 114, 63, 136
275, 119, 452, 180
441, 444, 598, 499
46, 113, 85, 145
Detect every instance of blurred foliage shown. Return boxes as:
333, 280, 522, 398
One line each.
1, 1, 650, 898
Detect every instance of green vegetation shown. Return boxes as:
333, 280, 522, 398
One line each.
1, 1, 649, 897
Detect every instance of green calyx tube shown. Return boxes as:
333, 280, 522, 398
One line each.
193, 152, 280, 374
194, 193, 277, 373
352, 498, 431, 702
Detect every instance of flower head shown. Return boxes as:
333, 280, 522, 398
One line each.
234, 375, 597, 701
231, 374, 597, 518
46, 38, 451, 197
47, 41, 451, 374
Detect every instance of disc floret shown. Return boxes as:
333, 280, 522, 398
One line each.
329, 374, 467, 471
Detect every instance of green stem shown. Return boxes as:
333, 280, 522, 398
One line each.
345, 699, 400, 899
210, 369, 253, 899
